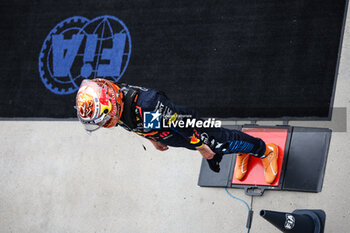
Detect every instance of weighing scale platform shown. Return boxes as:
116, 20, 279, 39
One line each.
198, 125, 331, 196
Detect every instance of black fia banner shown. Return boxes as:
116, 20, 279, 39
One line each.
0, 0, 347, 118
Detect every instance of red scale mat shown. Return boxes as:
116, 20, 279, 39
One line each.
231, 128, 289, 187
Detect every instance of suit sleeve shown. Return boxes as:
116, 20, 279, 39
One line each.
153, 91, 204, 148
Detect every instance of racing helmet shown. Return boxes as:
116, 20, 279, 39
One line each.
76, 79, 123, 132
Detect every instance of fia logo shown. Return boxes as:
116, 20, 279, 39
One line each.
39, 16, 131, 95
284, 214, 296, 230
143, 111, 161, 129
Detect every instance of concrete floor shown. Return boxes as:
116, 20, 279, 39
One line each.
1, 10, 350, 233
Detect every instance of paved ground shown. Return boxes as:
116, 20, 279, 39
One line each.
1, 8, 350, 233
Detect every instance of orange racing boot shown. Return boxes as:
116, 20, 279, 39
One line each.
234, 153, 250, 180
261, 143, 279, 184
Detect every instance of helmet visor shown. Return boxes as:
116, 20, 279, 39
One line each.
76, 109, 112, 132
79, 119, 101, 132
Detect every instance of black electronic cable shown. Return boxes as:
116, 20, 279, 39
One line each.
246, 195, 254, 230
225, 188, 254, 233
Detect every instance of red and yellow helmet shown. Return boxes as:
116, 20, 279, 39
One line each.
76, 79, 123, 132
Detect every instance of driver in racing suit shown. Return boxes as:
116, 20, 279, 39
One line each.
75, 78, 279, 184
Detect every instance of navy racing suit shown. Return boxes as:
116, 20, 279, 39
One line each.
116, 84, 266, 171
